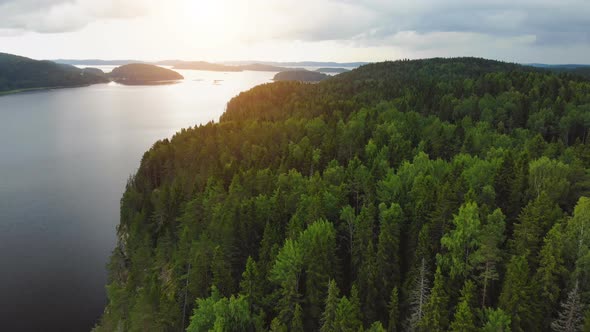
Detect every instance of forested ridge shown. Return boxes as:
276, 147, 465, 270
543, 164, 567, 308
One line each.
94, 57, 590, 332
0, 52, 108, 93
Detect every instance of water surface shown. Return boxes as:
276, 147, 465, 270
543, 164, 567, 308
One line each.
0, 68, 275, 332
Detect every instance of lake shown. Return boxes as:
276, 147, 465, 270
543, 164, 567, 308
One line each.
0, 68, 276, 332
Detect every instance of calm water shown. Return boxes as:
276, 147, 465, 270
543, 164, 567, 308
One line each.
0, 68, 275, 332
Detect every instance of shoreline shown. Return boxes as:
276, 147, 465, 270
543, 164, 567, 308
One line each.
0, 83, 101, 97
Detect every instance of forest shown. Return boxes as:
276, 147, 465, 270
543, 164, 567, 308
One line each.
94, 57, 590, 332
0, 52, 108, 93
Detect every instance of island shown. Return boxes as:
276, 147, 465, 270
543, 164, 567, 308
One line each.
315, 67, 350, 73
273, 69, 329, 82
173, 61, 242, 72
109, 63, 184, 85
0, 52, 109, 94
172, 61, 298, 72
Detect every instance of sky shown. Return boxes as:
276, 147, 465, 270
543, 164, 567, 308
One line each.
0, 0, 589, 63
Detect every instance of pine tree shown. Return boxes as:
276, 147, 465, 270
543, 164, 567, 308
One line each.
473, 209, 506, 308
240, 256, 261, 302
482, 308, 511, 332
334, 295, 363, 332
449, 280, 477, 332
551, 281, 584, 332
377, 203, 403, 307
291, 303, 305, 332
534, 222, 567, 326
419, 267, 449, 332
387, 287, 399, 332
211, 245, 234, 296
499, 255, 533, 332
511, 192, 563, 267
321, 280, 340, 332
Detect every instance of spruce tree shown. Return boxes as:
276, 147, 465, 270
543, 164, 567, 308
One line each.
291, 303, 305, 332
387, 287, 399, 332
449, 280, 477, 332
419, 267, 449, 331
321, 280, 340, 332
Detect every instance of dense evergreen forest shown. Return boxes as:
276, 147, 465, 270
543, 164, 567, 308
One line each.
94, 58, 590, 332
0, 53, 108, 93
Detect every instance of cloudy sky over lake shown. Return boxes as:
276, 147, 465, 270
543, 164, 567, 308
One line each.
1, 0, 589, 63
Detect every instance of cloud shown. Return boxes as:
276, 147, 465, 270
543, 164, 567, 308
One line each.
223, 0, 590, 49
0, 0, 153, 33
1, 0, 589, 63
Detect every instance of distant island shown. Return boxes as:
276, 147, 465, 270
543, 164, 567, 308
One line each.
172, 61, 243, 72
55, 59, 370, 69
315, 67, 350, 73
172, 61, 300, 72
0, 53, 109, 94
273, 70, 329, 82
109, 63, 184, 85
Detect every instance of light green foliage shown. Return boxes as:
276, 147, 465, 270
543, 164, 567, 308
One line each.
528, 157, 570, 203
321, 280, 341, 332
186, 286, 254, 332
482, 308, 511, 332
439, 202, 482, 279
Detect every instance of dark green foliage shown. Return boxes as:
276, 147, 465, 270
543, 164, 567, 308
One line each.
387, 287, 400, 332
273, 70, 329, 82
0, 52, 108, 93
95, 58, 590, 331
109, 63, 183, 84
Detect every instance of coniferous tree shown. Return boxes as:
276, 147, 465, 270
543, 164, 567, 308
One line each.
499, 255, 533, 332
291, 303, 305, 332
551, 281, 584, 332
419, 267, 449, 332
449, 280, 477, 332
482, 308, 511, 332
534, 222, 567, 326
321, 280, 340, 332
387, 287, 400, 332
473, 208, 506, 308
511, 192, 563, 267
377, 203, 403, 316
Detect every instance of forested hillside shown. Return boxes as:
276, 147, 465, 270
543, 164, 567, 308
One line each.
0, 53, 108, 93
94, 58, 590, 332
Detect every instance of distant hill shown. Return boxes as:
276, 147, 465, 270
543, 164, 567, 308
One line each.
527, 63, 590, 79
172, 61, 243, 72
224, 60, 369, 68
273, 70, 329, 82
55, 59, 146, 66
315, 67, 350, 73
172, 61, 300, 72
110, 63, 184, 84
238, 63, 298, 72
0, 53, 109, 93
